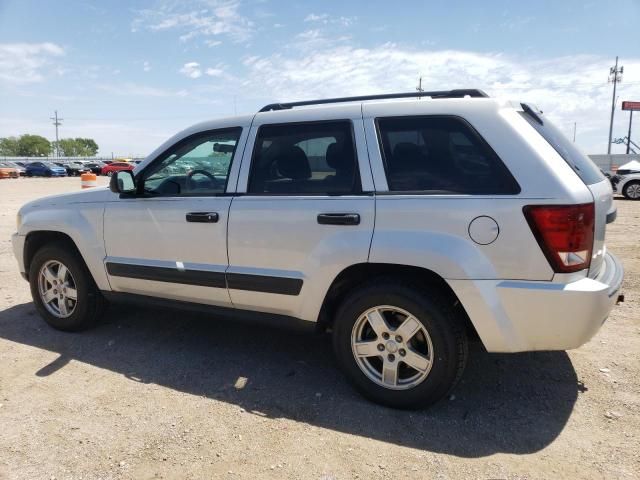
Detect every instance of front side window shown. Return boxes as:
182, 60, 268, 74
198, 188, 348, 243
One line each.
248, 121, 360, 195
377, 116, 520, 194
141, 128, 241, 196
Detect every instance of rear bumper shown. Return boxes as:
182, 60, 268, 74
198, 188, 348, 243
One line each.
448, 251, 624, 352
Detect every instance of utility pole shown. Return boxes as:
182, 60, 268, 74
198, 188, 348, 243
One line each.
416, 76, 424, 93
50, 110, 63, 157
627, 111, 634, 155
607, 57, 623, 154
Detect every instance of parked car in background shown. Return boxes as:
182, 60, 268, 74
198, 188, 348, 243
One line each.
611, 160, 640, 200
54, 161, 89, 177
101, 161, 134, 176
0, 162, 20, 179
0, 161, 25, 177
25, 162, 67, 177
83, 162, 106, 175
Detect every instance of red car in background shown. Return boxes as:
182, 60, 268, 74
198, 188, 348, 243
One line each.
101, 162, 134, 176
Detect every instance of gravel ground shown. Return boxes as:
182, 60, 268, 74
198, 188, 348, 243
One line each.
0, 177, 638, 480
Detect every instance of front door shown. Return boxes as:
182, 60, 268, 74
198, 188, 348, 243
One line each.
227, 113, 375, 321
103, 127, 246, 306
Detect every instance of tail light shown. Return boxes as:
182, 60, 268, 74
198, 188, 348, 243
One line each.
523, 203, 594, 273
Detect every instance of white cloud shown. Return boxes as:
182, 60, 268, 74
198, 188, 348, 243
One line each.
97, 82, 188, 97
132, 0, 253, 44
143, 61, 151, 72
304, 13, 329, 23
205, 39, 222, 47
0, 42, 65, 84
180, 62, 202, 79
205, 67, 224, 77
304, 13, 355, 27
240, 44, 640, 153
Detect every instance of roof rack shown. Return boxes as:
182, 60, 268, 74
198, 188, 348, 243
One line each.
259, 89, 489, 112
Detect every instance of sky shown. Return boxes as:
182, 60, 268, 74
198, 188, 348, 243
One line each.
0, 0, 639, 157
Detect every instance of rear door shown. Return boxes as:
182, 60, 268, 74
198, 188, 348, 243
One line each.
227, 106, 375, 321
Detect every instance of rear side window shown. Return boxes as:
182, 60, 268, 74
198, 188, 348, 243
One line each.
520, 108, 605, 185
248, 121, 360, 195
376, 116, 520, 194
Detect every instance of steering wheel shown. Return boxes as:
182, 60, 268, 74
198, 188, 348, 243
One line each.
186, 169, 221, 190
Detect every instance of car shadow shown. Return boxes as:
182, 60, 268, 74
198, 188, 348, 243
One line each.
0, 302, 581, 458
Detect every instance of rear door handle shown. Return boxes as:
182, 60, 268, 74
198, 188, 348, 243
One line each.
317, 213, 360, 225
186, 212, 219, 223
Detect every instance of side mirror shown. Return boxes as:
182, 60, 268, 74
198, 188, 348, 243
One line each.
110, 170, 136, 194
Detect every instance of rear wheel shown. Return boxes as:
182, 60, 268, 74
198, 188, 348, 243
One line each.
623, 181, 640, 200
29, 243, 106, 331
333, 280, 467, 409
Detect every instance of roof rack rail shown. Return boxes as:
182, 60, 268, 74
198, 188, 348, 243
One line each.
259, 89, 489, 112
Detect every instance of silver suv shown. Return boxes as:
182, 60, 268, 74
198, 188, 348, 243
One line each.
12, 90, 624, 408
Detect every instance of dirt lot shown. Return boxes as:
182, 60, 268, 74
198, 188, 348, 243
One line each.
0, 177, 638, 480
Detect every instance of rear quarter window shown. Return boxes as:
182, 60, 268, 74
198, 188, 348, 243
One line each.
520, 108, 605, 185
376, 115, 520, 194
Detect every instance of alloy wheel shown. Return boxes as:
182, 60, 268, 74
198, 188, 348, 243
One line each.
351, 305, 434, 390
38, 260, 78, 318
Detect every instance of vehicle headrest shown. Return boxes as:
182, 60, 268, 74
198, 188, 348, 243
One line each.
276, 145, 311, 180
392, 142, 423, 171
326, 142, 354, 172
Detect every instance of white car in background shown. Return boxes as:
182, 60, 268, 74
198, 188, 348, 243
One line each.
611, 160, 640, 200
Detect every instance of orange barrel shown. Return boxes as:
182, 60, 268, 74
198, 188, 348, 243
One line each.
81, 172, 97, 189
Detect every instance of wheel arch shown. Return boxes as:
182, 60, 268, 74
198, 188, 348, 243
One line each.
317, 262, 479, 341
24, 231, 81, 279
23, 231, 100, 287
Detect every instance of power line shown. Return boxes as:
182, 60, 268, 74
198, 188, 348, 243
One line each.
50, 110, 63, 157
607, 56, 623, 154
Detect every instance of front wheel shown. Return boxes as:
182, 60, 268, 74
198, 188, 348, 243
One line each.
623, 181, 640, 200
333, 280, 467, 409
29, 243, 106, 331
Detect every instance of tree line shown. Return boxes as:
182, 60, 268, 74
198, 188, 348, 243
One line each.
0, 134, 99, 157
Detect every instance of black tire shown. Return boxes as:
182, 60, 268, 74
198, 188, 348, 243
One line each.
29, 243, 106, 331
332, 279, 468, 409
622, 181, 640, 200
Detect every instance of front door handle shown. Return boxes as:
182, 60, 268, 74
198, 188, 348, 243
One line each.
186, 212, 219, 223
317, 213, 360, 225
